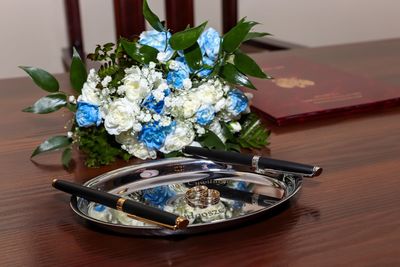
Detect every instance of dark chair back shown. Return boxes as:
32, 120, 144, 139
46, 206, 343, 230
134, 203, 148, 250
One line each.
64, 0, 238, 57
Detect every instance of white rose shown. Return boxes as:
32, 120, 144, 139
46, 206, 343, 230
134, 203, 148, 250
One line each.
209, 120, 226, 143
104, 98, 139, 135
183, 98, 201, 118
157, 51, 174, 63
123, 78, 151, 103
79, 82, 101, 105
115, 131, 156, 160
124, 66, 141, 77
214, 98, 226, 112
228, 121, 242, 133
183, 78, 192, 90
196, 83, 223, 105
160, 121, 195, 153
152, 88, 166, 102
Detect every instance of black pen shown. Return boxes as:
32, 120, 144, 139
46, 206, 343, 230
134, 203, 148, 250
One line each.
52, 179, 189, 230
206, 183, 281, 207
182, 146, 322, 177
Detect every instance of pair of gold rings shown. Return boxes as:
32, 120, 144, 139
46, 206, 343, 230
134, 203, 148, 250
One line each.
185, 185, 220, 208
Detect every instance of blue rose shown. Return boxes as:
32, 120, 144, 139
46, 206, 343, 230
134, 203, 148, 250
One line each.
138, 121, 174, 150
174, 57, 191, 73
167, 58, 190, 89
93, 204, 106, 212
75, 101, 102, 127
142, 185, 176, 208
232, 181, 249, 191
142, 95, 164, 114
167, 57, 190, 89
167, 70, 189, 89
198, 28, 221, 61
142, 89, 171, 114
196, 56, 214, 78
139, 30, 174, 62
227, 90, 249, 116
196, 105, 215, 126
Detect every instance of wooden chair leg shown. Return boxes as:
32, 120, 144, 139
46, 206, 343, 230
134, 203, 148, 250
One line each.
64, 0, 84, 57
114, 0, 145, 39
165, 0, 194, 33
222, 0, 238, 33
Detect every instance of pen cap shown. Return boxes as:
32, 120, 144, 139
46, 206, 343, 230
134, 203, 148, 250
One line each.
53, 179, 120, 207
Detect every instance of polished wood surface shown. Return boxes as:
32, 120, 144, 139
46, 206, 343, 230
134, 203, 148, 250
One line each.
1, 39, 400, 266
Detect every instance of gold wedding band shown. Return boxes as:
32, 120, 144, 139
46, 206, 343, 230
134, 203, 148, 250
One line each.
185, 186, 220, 208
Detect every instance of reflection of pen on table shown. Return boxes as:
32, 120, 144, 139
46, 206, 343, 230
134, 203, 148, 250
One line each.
206, 183, 282, 207
52, 179, 189, 230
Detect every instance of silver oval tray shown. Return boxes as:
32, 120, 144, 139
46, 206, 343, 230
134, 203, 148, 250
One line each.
70, 157, 302, 236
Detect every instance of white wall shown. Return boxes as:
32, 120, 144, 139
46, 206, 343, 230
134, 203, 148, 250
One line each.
0, 0, 67, 79
240, 0, 400, 47
1, 0, 399, 79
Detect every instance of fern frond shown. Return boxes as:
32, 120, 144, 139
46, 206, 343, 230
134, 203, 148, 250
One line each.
98, 62, 120, 78
238, 113, 270, 148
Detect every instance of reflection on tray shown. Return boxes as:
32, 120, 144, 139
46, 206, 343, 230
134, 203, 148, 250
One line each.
87, 179, 285, 227
73, 157, 302, 235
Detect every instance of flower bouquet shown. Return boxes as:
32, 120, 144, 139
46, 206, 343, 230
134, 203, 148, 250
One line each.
21, 0, 271, 168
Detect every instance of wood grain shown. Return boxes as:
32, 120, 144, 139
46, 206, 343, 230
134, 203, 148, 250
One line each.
1, 39, 400, 266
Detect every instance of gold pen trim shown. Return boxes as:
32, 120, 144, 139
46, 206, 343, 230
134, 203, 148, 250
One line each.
116, 197, 126, 211
127, 214, 189, 230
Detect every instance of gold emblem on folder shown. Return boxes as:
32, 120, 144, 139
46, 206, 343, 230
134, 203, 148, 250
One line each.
272, 77, 315, 89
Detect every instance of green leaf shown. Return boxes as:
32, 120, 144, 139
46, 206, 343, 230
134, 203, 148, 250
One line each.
169, 21, 207, 50
23, 93, 67, 114
164, 151, 183, 158
76, 127, 127, 167
19, 66, 59, 92
244, 32, 271, 42
197, 131, 225, 150
184, 42, 203, 70
121, 39, 140, 60
238, 113, 270, 148
121, 39, 158, 64
61, 147, 72, 168
31, 136, 72, 158
66, 102, 77, 112
234, 51, 269, 79
223, 20, 257, 53
143, 0, 165, 31
139, 44, 159, 64
220, 63, 256, 89
70, 47, 87, 94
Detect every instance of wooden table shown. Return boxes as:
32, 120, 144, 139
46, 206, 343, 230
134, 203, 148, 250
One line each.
1, 39, 400, 266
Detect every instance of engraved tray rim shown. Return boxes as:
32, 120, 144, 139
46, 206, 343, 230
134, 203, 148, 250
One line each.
70, 157, 303, 236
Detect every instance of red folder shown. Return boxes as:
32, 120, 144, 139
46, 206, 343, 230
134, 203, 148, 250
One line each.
245, 54, 400, 126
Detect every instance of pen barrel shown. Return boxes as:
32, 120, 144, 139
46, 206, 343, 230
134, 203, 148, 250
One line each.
207, 184, 279, 206
258, 157, 315, 175
122, 200, 178, 226
53, 179, 183, 229
53, 179, 120, 207
183, 146, 317, 175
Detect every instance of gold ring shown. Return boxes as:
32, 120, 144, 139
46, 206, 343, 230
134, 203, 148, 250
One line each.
185, 186, 220, 208
205, 189, 220, 205
116, 197, 126, 211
